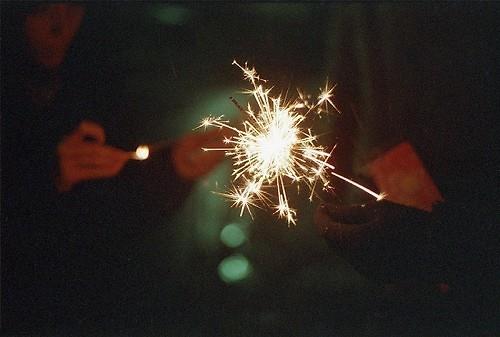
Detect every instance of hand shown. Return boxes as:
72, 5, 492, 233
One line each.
315, 200, 440, 282
56, 121, 129, 192
171, 128, 232, 181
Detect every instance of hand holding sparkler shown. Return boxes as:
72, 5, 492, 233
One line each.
315, 200, 437, 282
56, 121, 129, 192
315, 199, 500, 284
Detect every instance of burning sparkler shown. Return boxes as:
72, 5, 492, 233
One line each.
129, 140, 172, 161
199, 61, 382, 225
131, 145, 150, 160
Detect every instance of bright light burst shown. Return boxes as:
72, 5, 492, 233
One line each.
199, 61, 382, 225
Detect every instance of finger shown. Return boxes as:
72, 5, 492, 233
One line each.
75, 157, 121, 168
80, 147, 128, 166
171, 131, 228, 180
183, 129, 233, 149
59, 142, 126, 159
77, 120, 106, 144
172, 143, 226, 180
71, 153, 128, 180
188, 150, 226, 176
61, 144, 128, 172
73, 164, 124, 180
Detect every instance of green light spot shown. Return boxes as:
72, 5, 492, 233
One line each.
220, 224, 247, 248
149, 5, 190, 26
218, 255, 252, 283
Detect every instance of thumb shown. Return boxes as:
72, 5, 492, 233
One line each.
76, 120, 106, 144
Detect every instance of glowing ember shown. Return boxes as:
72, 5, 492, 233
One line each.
134, 145, 150, 160
199, 61, 382, 225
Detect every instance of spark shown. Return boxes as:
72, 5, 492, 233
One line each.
317, 80, 341, 115
131, 145, 150, 160
200, 61, 382, 225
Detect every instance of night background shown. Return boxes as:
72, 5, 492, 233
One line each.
1, 2, 499, 336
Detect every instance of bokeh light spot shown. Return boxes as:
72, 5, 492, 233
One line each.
218, 254, 252, 283
149, 5, 190, 26
220, 224, 247, 248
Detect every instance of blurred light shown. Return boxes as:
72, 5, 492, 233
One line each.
220, 223, 247, 248
218, 254, 252, 283
134, 145, 149, 160
149, 5, 190, 26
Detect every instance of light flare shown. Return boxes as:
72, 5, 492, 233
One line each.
131, 145, 150, 160
200, 61, 382, 225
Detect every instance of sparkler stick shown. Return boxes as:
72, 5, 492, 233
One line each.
200, 61, 383, 224
230, 96, 247, 114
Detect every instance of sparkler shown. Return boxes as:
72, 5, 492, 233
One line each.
130, 145, 150, 160
129, 140, 171, 160
200, 61, 383, 225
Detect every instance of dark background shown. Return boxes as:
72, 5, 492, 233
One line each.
2, 3, 499, 336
